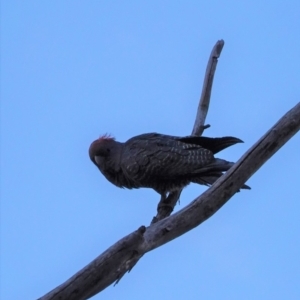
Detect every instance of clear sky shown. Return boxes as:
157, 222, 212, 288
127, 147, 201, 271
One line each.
1, 1, 300, 300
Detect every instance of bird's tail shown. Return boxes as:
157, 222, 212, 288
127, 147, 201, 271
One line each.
192, 158, 250, 190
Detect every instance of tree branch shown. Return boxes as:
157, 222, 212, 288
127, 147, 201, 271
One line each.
39, 102, 300, 300
192, 39, 224, 136
38, 38, 300, 299
38, 226, 146, 300
153, 39, 225, 223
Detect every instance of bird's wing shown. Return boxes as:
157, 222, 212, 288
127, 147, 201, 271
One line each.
120, 135, 214, 180
177, 136, 243, 154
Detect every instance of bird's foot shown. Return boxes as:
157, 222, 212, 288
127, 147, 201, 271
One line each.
151, 191, 182, 225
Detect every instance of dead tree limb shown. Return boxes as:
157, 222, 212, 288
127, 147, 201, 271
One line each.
38, 39, 300, 299
192, 39, 224, 136
39, 102, 300, 300
153, 39, 224, 223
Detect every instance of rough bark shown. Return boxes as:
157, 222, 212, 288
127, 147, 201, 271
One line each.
38, 40, 300, 300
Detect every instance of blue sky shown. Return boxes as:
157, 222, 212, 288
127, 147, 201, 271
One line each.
1, 1, 300, 299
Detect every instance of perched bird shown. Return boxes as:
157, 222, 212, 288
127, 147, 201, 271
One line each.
89, 132, 249, 202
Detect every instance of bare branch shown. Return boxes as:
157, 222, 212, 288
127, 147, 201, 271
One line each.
153, 40, 225, 223
192, 39, 224, 136
38, 226, 146, 300
39, 102, 300, 300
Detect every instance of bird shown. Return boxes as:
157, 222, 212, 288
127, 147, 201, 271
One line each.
89, 132, 250, 202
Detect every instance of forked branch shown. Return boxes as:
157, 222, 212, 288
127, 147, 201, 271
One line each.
39, 102, 300, 300
38, 39, 300, 300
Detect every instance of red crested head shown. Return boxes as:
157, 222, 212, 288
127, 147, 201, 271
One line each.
89, 134, 117, 164
98, 134, 115, 142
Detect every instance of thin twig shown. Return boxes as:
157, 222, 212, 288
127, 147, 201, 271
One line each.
192, 39, 224, 136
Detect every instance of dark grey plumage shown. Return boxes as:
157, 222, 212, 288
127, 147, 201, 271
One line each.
89, 132, 249, 201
